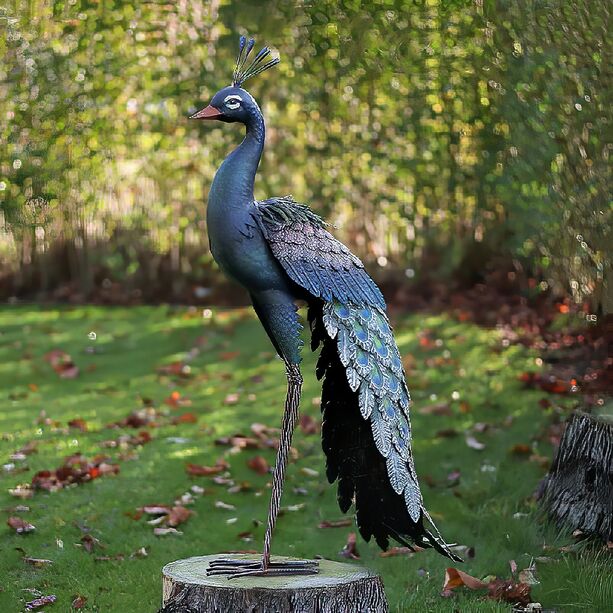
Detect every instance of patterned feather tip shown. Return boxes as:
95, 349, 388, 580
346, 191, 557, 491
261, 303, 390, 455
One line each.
232, 35, 280, 87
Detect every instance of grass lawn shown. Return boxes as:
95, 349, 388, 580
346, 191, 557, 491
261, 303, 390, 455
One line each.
0, 305, 610, 612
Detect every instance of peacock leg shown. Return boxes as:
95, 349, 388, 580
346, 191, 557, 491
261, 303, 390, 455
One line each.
207, 363, 318, 578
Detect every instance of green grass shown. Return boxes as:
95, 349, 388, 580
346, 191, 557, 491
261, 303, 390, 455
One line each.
0, 306, 610, 612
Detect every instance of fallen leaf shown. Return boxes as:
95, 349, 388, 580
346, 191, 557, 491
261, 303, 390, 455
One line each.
318, 518, 353, 529
172, 412, 198, 424
459, 401, 472, 414
25, 594, 57, 610
186, 459, 229, 476
447, 470, 461, 485
419, 402, 452, 416
44, 349, 79, 379
465, 435, 486, 451
300, 467, 319, 477
339, 532, 360, 560
300, 414, 319, 435
71, 595, 87, 609
8, 485, 33, 499
441, 567, 488, 596
215, 434, 261, 450
32, 454, 119, 493
510, 444, 532, 455
24, 555, 54, 566
165, 391, 191, 408
68, 418, 88, 432
487, 578, 531, 605
154, 527, 183, 536
166, 506, 192, 527
247, 456, 269, 475
518, 566, 539, 585
380, 546, 425, 557
141, 505, 172, 515
80, 534, 103, 553
18, 550, 53, 567
436, 428, 459, 438
7, 517, 35, 534
215, 500, 236, 511
157, 361, 191, 378
11, 441, 38, 459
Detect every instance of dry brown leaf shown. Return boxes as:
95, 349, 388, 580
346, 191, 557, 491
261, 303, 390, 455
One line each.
380, 546, 425, 557
171, 412, 198, 424
68, 418, 88, 432
23, 556, 53, 567
165, 390, 192, 408
247, 455, 269, 475
339, 532, 360, 560
80, 534, 103, 553
318, 518, 353, 529
44, 349, 79, 379
71, 595, 87, 609
510, 444, 532, 455
167, 506, 192, 527
299, 414, 319, 435
487, 578, 531, 605
186, 459, 228, 476
7, 517, 35, 534
441, 567, 488, 596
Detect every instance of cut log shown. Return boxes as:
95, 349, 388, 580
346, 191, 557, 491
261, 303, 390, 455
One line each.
540, 410, 613, 541
159, 554, 388, 613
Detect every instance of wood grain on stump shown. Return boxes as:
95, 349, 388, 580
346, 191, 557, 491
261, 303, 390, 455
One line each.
540, 410, 613, 541
160, 554, 388, 613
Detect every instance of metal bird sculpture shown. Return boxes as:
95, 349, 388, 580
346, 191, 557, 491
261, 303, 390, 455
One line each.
191, 36, 460, 578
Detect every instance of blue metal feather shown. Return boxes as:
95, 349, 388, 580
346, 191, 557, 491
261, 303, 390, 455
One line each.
322, 299, 421, 524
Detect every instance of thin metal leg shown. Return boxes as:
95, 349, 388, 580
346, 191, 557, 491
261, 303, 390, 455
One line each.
206, 362, 318, 579
261, 362, 302, 569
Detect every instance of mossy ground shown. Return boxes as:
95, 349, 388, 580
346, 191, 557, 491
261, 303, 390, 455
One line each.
0, 306, 610, 612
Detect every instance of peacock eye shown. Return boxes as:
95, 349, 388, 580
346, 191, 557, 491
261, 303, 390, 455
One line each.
225, 97, 241, 110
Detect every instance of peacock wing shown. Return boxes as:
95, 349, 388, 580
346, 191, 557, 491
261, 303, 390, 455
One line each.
252, 196, 385, 309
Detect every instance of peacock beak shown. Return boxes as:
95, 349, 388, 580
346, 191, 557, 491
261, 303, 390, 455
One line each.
190, 105, 224, 120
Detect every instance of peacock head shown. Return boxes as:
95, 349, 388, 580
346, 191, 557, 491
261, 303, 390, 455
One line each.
191, 36, 279, 124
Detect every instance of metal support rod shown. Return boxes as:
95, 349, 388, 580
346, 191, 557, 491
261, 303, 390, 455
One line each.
261, 362, 302, 569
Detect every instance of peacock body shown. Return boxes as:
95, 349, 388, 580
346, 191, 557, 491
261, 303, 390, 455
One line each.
192, 37, 459, 576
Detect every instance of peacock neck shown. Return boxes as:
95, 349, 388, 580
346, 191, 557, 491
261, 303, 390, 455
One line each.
209, 112, 265, 209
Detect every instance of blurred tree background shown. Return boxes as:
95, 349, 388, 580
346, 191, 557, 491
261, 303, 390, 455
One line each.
0, 0, 610, 310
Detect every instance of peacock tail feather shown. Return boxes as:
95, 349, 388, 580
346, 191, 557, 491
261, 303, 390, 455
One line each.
310, 299, 460, 560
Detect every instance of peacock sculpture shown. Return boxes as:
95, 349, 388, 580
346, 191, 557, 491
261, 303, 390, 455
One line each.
191, 36, 460, 578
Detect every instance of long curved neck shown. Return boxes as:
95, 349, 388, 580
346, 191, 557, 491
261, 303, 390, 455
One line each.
210, 112, 265, 207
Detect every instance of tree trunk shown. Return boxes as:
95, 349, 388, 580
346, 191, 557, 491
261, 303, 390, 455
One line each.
540, 410, 613, 541
159, 554, 388, 613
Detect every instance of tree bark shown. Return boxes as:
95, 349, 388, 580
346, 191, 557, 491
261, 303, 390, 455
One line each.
159, 554, 388, 613
540, 410, 613, 541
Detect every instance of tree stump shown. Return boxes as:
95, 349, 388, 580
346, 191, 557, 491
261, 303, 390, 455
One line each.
159, 554, 388, 613
540, 410, 613, 541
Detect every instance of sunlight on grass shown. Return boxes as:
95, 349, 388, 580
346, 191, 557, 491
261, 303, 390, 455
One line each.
0, 306, 607, 612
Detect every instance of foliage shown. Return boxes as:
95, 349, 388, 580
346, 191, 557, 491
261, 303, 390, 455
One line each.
0, 1, 610, 308
1, 305, 611, 611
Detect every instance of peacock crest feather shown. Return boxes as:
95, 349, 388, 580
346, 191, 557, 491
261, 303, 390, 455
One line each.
232, 35, 280, 88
